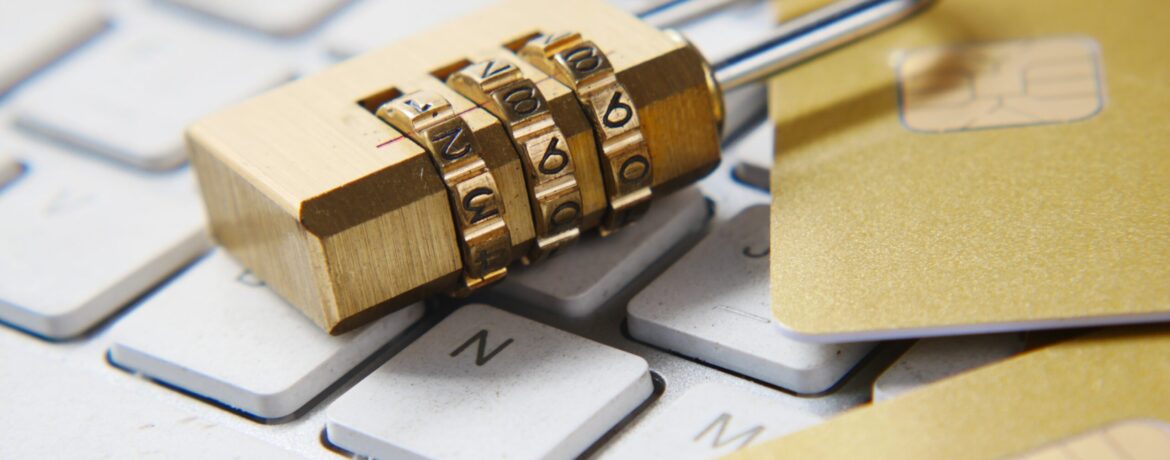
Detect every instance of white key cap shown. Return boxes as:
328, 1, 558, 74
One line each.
166, 0, 346, 36
720, 83, 768, 141
628, 205, 874, 394
873, 333, 1026, 402
492, 187, 708, 319
322, 0, 726, 58
731, 121, 773, 190
601, 383, 822, 459
14, 17, 292, 170
0, 152, 22, 188
677, 0, 778, 65
605, 0, 673, 16
327, 304, 653, 460
324, 0, 501, 58
0, 344, 293, 458
699, 122, 770, 223
0, 0, 105, 94
0, 142, 209, 339
109, 250, 425, 419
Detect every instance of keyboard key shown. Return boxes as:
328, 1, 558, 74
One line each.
0, 0, 105, 94
166, 0, 346, 36
602, 382, 822, 459
0, 339, 292, 458
676, 0, 779, 65
0, 142, 209, 339
731, 122, 772, 190
14, 17, 292, 170
605, 0, 672, 16
628, 205, 874, 394
109, 250, 425, 419
0, 152, 22, 188
872, 333, 1026, 402
640, 0, 759, 29
324, 0, 500, 57
721, 83, 768, 141
327, 304, 653, 460
491, 187, 708, 319
321, 0, 748, 58
701, 122, 770, 223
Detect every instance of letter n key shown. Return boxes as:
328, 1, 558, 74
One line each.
450, 329, 514, 366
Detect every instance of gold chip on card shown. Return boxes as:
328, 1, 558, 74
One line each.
897, 37, 1104, 132
1008, 419, 1170, 460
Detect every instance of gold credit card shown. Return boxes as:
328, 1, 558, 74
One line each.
768, 0, 1170, 342
726, 326, 1170, 460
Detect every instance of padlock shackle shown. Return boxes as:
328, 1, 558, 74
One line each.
708, 0, 936, 91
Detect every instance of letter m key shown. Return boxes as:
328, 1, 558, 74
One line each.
449, 329, 514, 366
694, 413, 765, 450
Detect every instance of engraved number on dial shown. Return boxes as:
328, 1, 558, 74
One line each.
433, 126, 472, 161
602, 91, 633, 129
404, 99, 432, 113
618, 154, 649, 184
462, 187, 498, 224
564, 46, 602, 73
480, 59, 513, 79
537, 137, 569, 175
550, 201, 580, 231
503, 85, 540, 116
543, 32, 569, 44
475, 247, 503, 273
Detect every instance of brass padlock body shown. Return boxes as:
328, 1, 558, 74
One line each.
187, 0, 721, 334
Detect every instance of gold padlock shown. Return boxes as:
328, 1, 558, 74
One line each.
186, 0, 932, 333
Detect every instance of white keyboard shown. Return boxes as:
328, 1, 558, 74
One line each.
0, 1, 1026, 458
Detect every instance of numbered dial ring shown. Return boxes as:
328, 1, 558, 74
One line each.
378, 90, 511, 290
520, 32, 652, 236
448, 58, 583, 262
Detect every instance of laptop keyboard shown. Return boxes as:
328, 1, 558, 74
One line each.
0, 0, 1014, 458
